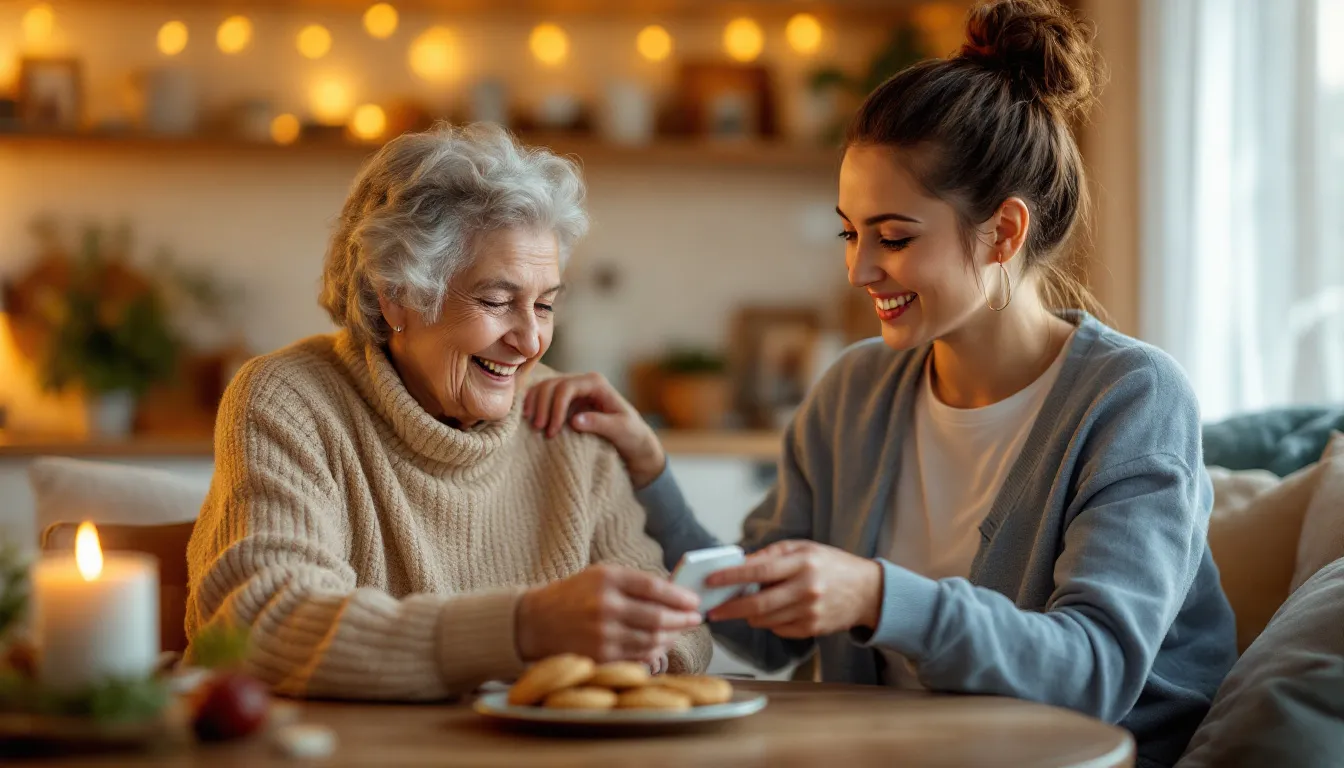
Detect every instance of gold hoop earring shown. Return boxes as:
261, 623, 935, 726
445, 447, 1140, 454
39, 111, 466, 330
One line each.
985, 259, 1013, 311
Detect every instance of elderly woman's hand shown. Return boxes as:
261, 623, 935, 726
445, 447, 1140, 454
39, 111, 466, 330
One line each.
524, 373, 667, 490
515, 564, 702, 664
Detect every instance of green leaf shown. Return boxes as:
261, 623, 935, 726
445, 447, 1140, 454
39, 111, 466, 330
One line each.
189, 623, 251, 670
0, 670, 169, 723
83, 676, 170, 723
0, 543, 29, 644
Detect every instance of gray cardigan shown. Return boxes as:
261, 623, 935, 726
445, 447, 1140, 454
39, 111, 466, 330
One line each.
637, 312, 1236, 768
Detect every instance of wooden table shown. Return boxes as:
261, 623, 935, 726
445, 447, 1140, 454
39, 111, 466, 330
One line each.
10, 682, 1135, 767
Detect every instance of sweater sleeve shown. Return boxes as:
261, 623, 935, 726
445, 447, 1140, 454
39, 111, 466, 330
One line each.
853, 361, 1216, 722
588, 444, 712, 674
186, 366, 527, 700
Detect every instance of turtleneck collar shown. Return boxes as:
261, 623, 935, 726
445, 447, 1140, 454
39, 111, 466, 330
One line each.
333, 331, 520, 470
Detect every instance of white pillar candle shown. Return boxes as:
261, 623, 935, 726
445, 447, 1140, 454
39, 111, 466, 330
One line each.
33, 523, 159, 692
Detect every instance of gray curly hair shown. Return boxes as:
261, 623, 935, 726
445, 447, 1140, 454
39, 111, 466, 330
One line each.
320, 122, 589, 346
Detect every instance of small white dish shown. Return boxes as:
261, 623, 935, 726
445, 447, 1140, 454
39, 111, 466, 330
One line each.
473, 690, 767, 727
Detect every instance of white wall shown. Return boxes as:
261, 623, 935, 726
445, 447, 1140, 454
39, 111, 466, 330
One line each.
0, 2, 882, 391
0, 144, 847, 386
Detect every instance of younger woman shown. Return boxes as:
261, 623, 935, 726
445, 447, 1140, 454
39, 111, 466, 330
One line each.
527, 1, 1236, 764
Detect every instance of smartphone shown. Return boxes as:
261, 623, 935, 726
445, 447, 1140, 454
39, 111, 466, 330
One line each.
670, 545, 759, 615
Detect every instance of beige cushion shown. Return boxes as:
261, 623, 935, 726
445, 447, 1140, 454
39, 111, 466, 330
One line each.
1291, 432, 1344, 592
28, 456, 208, 536
1206, 463, 1324, 653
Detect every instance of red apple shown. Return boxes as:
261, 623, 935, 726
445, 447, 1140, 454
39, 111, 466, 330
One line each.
192, 672, 270, 742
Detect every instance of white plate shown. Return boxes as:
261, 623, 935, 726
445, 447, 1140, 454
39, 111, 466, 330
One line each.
473, 690, 768, 727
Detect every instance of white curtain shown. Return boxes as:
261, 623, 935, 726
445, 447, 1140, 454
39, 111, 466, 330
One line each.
1140, 0, 1344, 421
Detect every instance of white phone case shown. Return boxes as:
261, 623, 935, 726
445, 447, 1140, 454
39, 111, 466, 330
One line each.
670, 545, 758, 615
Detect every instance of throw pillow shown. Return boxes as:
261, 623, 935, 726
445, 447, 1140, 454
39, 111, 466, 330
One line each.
1206, 464, 1321, 652
28, 456, 209, 541
1177, 557, 1344, 767
1290, 431, 1344, 591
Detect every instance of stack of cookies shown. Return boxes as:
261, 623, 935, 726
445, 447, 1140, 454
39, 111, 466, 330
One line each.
506, 654, 734, 712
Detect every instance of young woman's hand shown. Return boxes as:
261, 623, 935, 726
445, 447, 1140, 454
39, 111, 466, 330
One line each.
704, 541, 883, 639
515, 564, 702, 663
523, 372, 667, 490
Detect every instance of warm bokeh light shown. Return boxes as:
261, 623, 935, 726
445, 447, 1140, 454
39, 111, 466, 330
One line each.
157, 20, 189, 56
297, 24, 332, 59
350, 104, 387, 141
723, 18, 764, 63
364, 3, 399, 40
217, 15, 252, 55
408, 26, 457, 82
270, 113, 301, 145
23, 3, 55, 45
636, 25, 673, 62
785, 13, 823, 55
75, 522, 103, 582
529, 23, 569, 67
310, 79, 352, 125
911, 2, 964, 57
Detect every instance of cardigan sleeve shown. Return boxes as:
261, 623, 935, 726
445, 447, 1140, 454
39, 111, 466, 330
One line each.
588, 443, 712, 674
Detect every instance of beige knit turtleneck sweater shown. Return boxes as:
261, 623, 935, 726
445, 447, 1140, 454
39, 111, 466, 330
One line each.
186, 332, 711, 700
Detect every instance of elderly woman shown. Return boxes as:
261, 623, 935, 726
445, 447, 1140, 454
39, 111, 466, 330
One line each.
185, 124, 711, 700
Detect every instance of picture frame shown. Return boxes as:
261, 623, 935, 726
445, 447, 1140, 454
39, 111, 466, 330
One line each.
674, 62, 777, 140
730, 307, 822, 428
18, 57, 83, 131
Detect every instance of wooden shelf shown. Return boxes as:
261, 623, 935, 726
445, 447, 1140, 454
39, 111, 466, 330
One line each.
0, 131, 842, 173
109, 0, 916, 23
0, 429, 781, 460
0, 435, 215, 459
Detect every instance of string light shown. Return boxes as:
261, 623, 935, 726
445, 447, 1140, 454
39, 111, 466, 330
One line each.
785, 13, 823, 55
636, 25, 672, 63
22, 3, 55, 45
350, 104, 387, 141
529, 23, 569, 67
408, 26, 456, 82
270, 114, 301, 145
363, 3, 399, 39
297, 24, 332, 59
723, 18, 763, 63
157, 20, 189, 57
310, 79, 352, 125
217, 15, 252, 55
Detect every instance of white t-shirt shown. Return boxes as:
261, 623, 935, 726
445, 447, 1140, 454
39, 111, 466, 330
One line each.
878, 333, 1074, 687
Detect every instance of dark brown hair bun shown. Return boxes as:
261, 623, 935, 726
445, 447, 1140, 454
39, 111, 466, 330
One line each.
958, 0, 1104, 116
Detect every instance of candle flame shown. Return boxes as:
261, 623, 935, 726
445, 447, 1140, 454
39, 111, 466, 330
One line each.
75, 522, 103, 581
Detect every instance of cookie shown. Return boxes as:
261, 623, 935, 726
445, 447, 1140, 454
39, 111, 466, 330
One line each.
543, 686, 619, 710
508, 654, 597, 706
657, 675, 734, 706
615, 686, 693, 711
587, 661, 652, 689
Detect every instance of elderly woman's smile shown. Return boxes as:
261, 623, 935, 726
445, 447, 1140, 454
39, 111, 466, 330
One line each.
380, 228, 561, 428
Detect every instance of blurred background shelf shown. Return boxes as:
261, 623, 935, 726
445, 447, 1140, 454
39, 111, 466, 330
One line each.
0, 132, 842, 172
113, 0, 916, 23
0, 429, 782, 460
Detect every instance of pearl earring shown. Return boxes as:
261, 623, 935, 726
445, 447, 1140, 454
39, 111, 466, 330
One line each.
393, 325, 404, 333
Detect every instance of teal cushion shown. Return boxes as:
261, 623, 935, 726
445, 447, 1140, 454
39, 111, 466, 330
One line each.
1203, 407, 1344, 476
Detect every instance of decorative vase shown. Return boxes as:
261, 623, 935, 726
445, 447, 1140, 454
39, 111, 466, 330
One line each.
659, 374, 730, 431
600, 80, 655, 146
88, 390, 136, 438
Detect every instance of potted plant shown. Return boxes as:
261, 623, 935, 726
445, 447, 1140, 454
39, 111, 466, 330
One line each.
657, 348, 730, 431
37, 227, 180, 438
